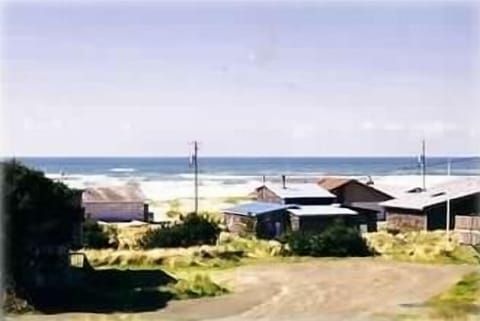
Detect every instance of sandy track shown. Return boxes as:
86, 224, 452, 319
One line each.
8, 259, 476, 321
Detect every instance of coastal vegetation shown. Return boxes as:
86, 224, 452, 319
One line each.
366, 231, 480, 264
139, 213, 220, 248
282, 220, 373, 257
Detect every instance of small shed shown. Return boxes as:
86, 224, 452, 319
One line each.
380, 178, 480, 232
288, 205, 359, 233
223, 202, 295, 238
82, 185, 150, 222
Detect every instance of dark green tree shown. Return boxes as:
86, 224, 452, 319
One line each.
2, 160, 84, 293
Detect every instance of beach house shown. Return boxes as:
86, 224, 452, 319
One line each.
380, 178, 480, 243
82, 184, 151, 222
223, 177, 366, 238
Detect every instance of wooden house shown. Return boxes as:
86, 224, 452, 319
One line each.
380, 178, 480, 236
317, 177, 393, 204
317, 177, 395, 229
82, 185, 151, 222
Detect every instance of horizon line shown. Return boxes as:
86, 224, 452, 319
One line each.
5, 154, 480, 159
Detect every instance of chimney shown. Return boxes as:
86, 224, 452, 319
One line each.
366, 175, 374, 185
262, 175, 266, 184
282, 175, 286, 189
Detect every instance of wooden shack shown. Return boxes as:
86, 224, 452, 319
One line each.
380, 178, 480, 233
223, 202, 295, 238
82, 184, 151, 222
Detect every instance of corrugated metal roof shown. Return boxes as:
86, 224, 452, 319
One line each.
288, 205, 358, 216
82, 185, 145, 203
261, 183, 335, 199
380, 177, 480, 211
317, 177, 353, 191
223, 202, 295, 217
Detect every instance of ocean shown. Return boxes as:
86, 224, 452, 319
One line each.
19, 156, 480, 179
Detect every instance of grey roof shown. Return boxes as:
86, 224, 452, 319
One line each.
223, 202, 295, 217
288, 205, 358, 216
380, 177, 480, 211
260, 183, 335, 199
82, 185, 145, 203
367, 183, 413, 199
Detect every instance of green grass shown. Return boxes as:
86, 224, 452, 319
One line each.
425, 272, 480, 320
167, 273, 229, 300
430, 272, 480, 305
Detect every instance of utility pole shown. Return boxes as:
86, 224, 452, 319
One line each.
421, 139, 426, 191
189, 141, 199, 214
446, 158, 451, 240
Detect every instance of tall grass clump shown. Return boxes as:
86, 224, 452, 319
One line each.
139, 213, 220, 248
283, 220, 373, 257
366, 231, 480, 264
169, 274, 228, 300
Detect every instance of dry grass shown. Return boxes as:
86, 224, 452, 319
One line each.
82, 232, 285, 272
366, 231, 480, 264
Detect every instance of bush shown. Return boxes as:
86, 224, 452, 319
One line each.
284, 220, 373, 257
140, 214, 220, 248
82, 217, 116, 249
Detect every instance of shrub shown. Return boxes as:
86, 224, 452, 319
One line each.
82, 217, 115, 249
140, 214, 220, 248
169, 274, 228, 299
284, 220, 373, 257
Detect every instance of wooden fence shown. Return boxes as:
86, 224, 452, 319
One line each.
455, 215, 480, 245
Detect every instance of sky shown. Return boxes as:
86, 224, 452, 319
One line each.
1, 1, 480, 157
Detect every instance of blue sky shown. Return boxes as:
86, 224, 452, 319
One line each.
2, 1, 479, 156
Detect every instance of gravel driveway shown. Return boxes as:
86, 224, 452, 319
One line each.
8, 258, 477, 321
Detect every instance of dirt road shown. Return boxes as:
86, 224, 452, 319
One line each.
9, 258, 477, 321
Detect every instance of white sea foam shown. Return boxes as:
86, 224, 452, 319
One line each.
109, 168, 137, 173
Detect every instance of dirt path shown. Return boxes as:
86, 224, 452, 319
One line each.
8, 258, 477, 321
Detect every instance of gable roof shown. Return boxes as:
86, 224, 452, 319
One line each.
317, 177, 354, 191
258, 183, 335, 199
82, 185, 145, 203
318, 176, 395, 199
223, 202, 296, 217
380, 177, 480, 211
288, 205, 358, 216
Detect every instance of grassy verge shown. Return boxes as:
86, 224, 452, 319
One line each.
366, 231, 480, 265
425, 272, 480, 320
